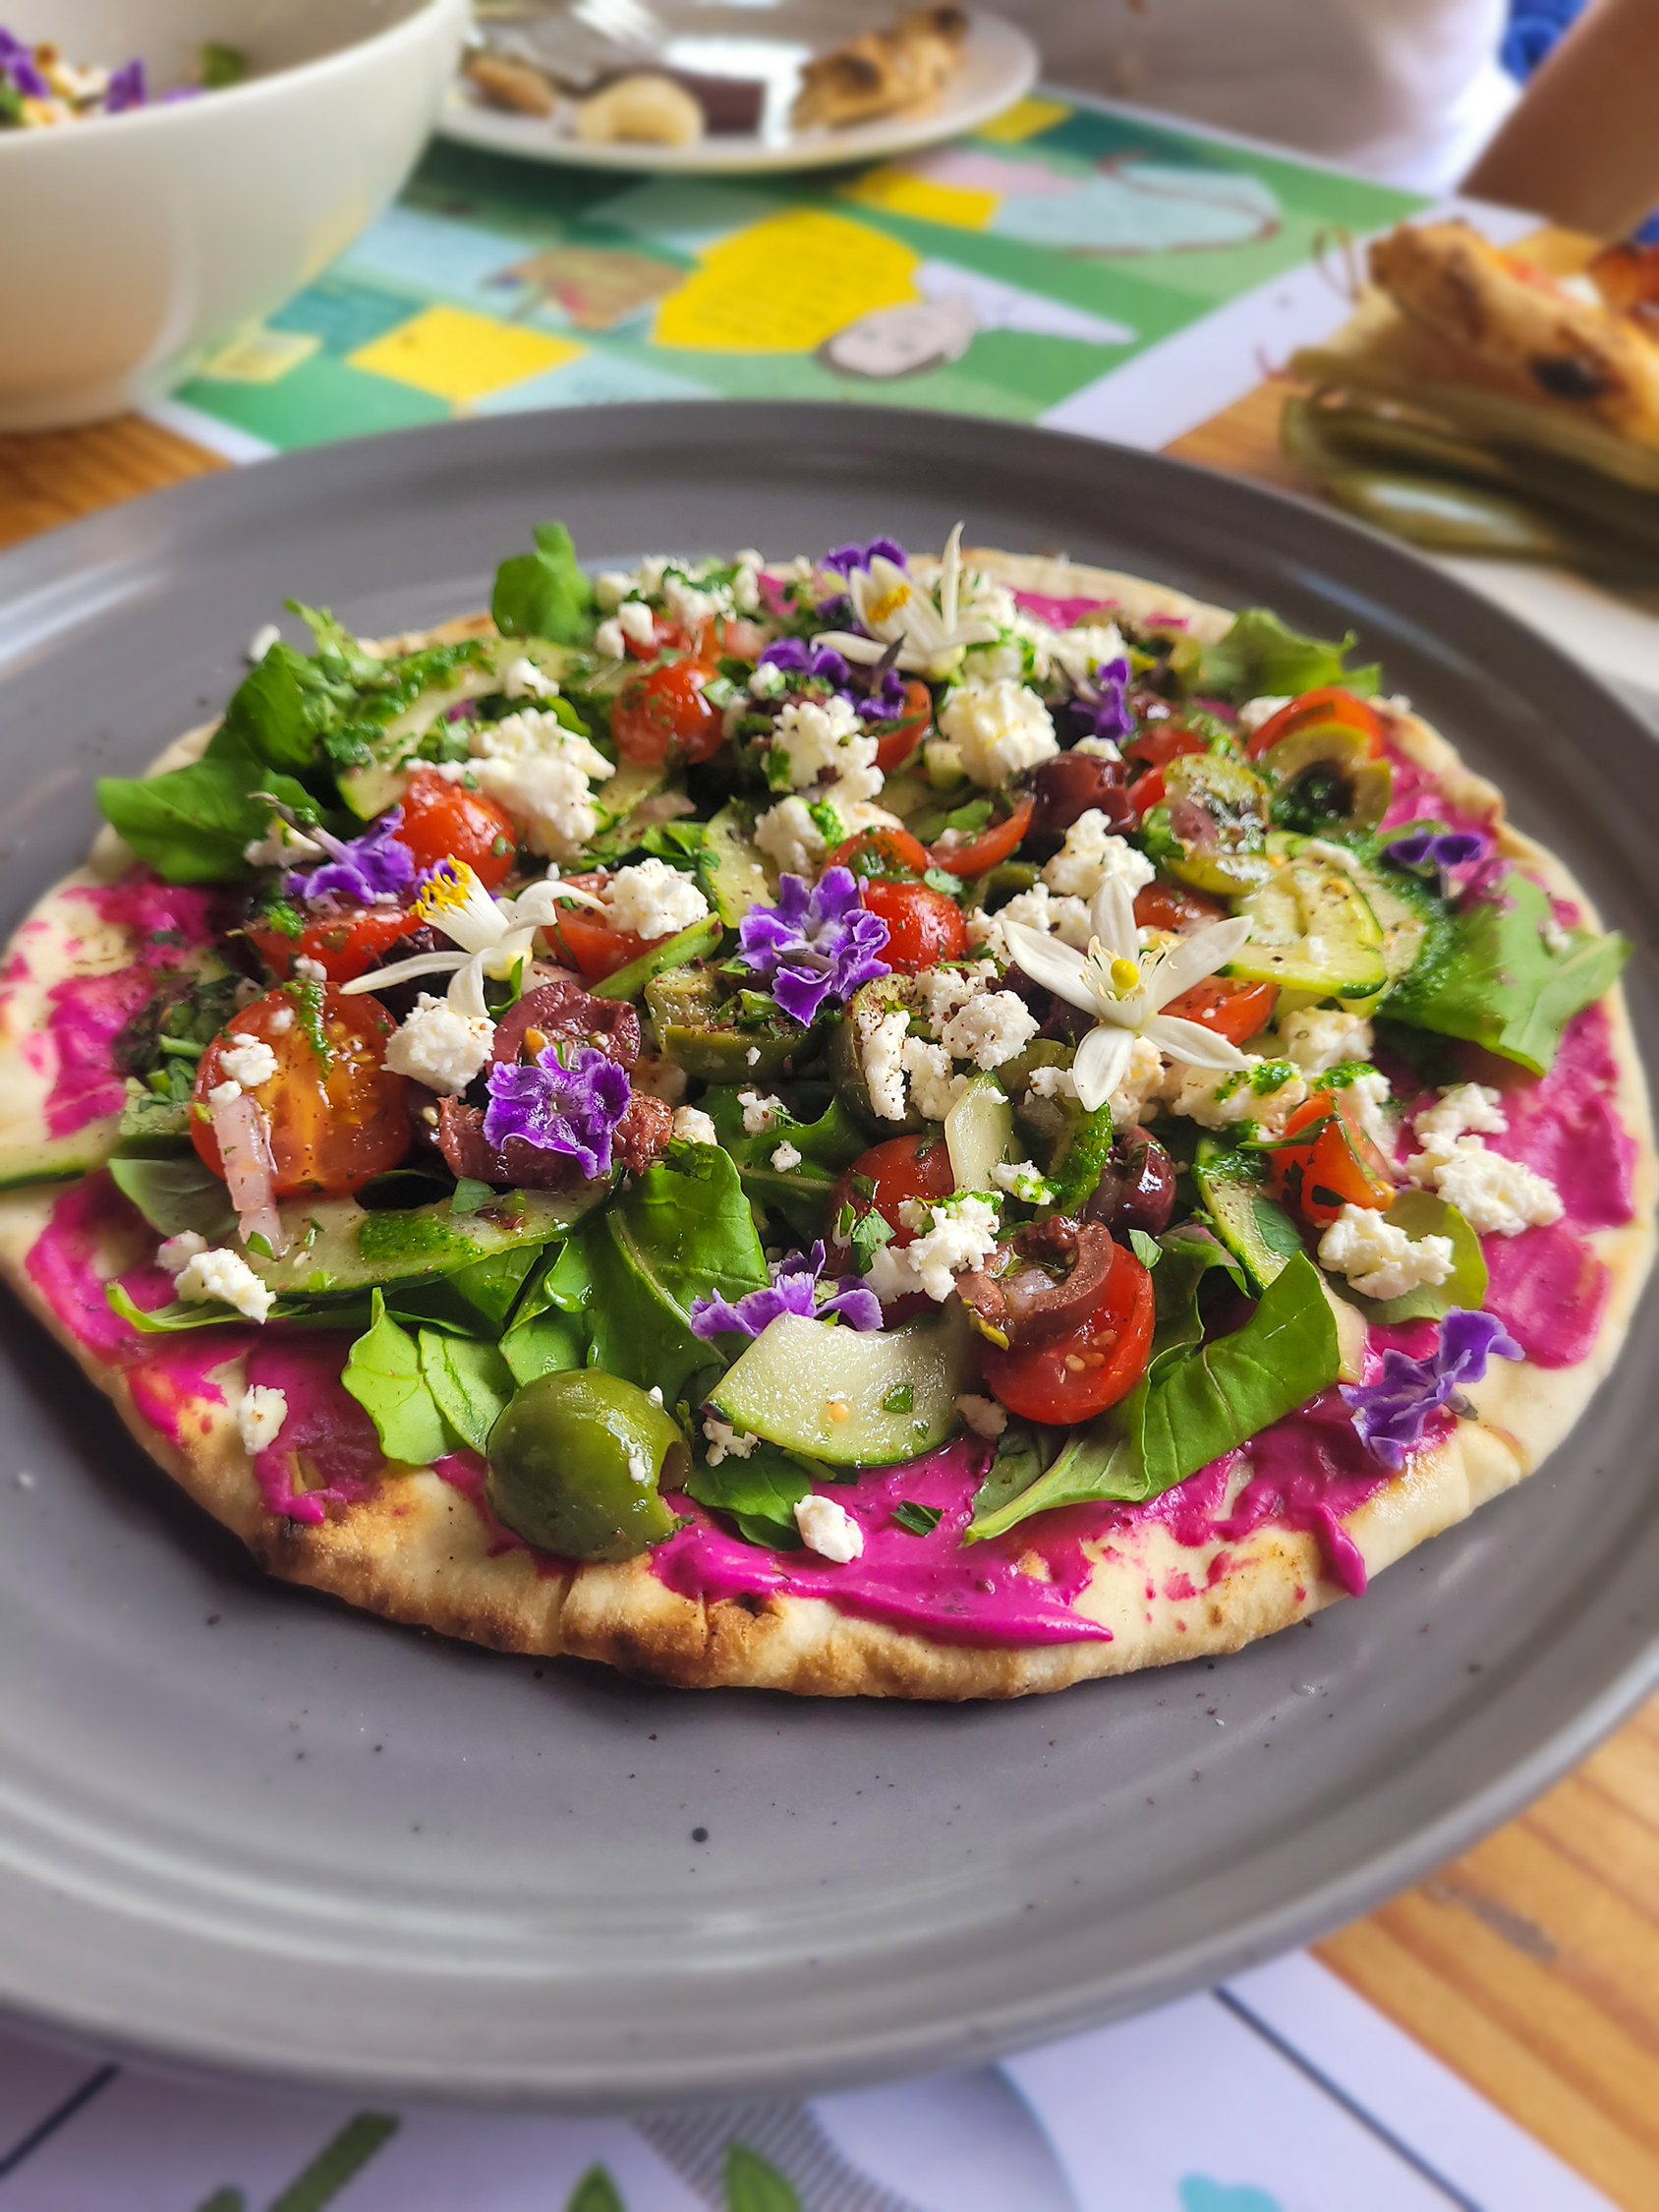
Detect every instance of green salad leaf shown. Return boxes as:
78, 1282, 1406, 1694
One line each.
418, 1331, 515, 1454
342, 1291, 449, 1466
1338, 1189, 1486, 1325
491, 520, 594, 645
108, 1149, 237, 1244
1182, 607, 1380, 703
1386, 865, 1630, 1074
685, 1441, 811, 1548
95, 739, 314, 884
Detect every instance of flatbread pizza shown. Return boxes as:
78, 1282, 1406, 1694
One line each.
0, 528, 1647, 1699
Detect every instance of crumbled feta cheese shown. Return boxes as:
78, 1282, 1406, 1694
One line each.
671, 1105, 718, 1146
1236, 694, 1292, 735
745, 1046, 761, 1067
1042, 811, 1156, 902
469, 709, 615, 860
968, 882, 1095, 961
218, 1033, 279, 1090
625, 1446, 652, 1487
703, 1416, 758, 1467
1412, 1141, 1563, 1237
859, 1005, 911, 1122
1412, 1082, 1508, 1152
1347, 1069, 1396, 1154
938, 679, 1058, 787
236, 1384, 288, 1455
901, 1035, 967, 1122
771, 694, 881, 802
662, 574, 720, 631
601, 858, 710, 941
1276, 1007, 1374, 1075
174, 1248, 275, 1324
748, 659, 788, 701
246, 621, 282, 665
268, 1007, 295, 1035
293, 956, 327, 984
992, 1159, 1055, 1204
1027, 1064, 1078, 1101
956, 1392, 1008, 1440
592, 617, 626, 660
751, 793, 827, 879
615, 600, 658, 650
915, 966, 982, 1028
939, 989, 1038, 1071
1541, 918, 1573, 957
648, 1385, 664, 1406
594, 569, 634, 611
771, 1139, 803, 1172
738, 1088, 785, 1135
794, 1491, 865, 1562
156, 1230, 206, 1275
1072, 736, 1122, 762
207, 1079, 244, 1109
1109, 1034, 1166, 1125
384, 993, 495, 1095
502, 656, 552, 700
1167, 1058, 1307, 1133
1318, 1205, 1455, 1302
869, 1193, 1001, 1303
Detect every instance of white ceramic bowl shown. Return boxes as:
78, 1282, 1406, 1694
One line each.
0, 0, 467, 430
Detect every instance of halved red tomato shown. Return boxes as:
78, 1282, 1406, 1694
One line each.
977, 1242, 1155, 1425
245, 905, 426, 987
873, 679, 935, 774
860, 881, 968, 973
1161, 976, 1280, 1047
927, 793, 1035, 878
543, 872, 658, 983
824, 824, 931, 879
191, 985, 409, 1199
612, 658, 724, 766
1243, 686, 1383, 761
1133, 877, 1229, 933
1123, 724, 1208, 772
398, 768, 519, 890
1267, 1087, 1397, 1227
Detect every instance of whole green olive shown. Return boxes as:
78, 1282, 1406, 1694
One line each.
486, 1370, 688, 1561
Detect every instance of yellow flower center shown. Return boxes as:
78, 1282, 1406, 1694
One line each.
1109, 956, 1141, 992
866, 581, 910, 625
417, 861, 477, 920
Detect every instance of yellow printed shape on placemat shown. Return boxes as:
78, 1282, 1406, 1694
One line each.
198, 327, 320, 383
977, 93, 1072, 144
349, 306, 582, 402
838, 165, 998, 230
655, 208, 917, 353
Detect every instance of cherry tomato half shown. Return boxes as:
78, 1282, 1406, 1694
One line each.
827, 1135, 956, 1318
611, 658, 724, 767
1161, 976, 1280, 1047
545, 872, 658, 983
927, 793, 1035, 879
1123, 724, 1208, 772
245, 904, 426, 987
1267, 1087, 1397, 1228
1129, 767, 1166, 818
873, 679, 935, 775
977, 1241, 1155, 1426
860, 880, 968, 973
192, 985, 409, 1200
824, 824, 931, 879
398, 767, 519, 891
1244, 687, 1384, 761
1133, 877, 1229, 933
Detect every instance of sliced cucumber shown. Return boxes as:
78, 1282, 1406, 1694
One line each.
249, 1185, 605, 1299
1191, 1140, 1305, 1294
337, 640, 584, 819
829, 975, 926, 1135
593, 759, 668, 835
0, 1129, 110, 1192
944, 1075, 1013, 1192
1310, 841, 1444, 1004
1230, 850, 1387, 998
703, 804, 772, 925
710, 1306, 972, 1466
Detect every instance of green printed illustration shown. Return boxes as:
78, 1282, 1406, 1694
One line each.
193, 2112, 399, 2212
173, 96, 1424, 452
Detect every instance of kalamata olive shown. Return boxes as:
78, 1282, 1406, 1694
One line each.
1023, 751, 1134, 850
954, 1218, 1118, 1350
492, 980, 640, 1069
1085, 1128, 1176, 1237
486, 1368, 688, 1560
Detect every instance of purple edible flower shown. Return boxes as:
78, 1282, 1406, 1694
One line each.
734, 867, 890, 1026
103, 57, 147, 111
284, 808, 417, 908
822, 538, 907, 577
1386, 828, 1489, 873
0, 28, 49, 98
1341, 1309, 1522, 1471
1084, 654, 1131, 744
759, 637, 851, 687
863, 663, 911, 721
483, 1042, 631, 1178
690, 1242, 883, 1339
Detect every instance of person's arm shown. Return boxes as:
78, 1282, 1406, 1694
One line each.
1463, 0, 1659, 238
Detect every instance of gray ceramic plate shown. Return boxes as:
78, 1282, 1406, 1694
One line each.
0, 405, 1652, 2107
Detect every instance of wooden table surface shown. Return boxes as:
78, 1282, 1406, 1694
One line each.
1, 332, 1655, 2209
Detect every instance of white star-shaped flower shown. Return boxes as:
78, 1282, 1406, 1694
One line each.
338, 863, 602, 1019
813, 523, 1001, 679
1001, 878, 1253, 1113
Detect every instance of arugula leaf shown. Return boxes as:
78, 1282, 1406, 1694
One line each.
967, 1253, 1339, 1540
95, 744, 314, 885
105, 1283, 371, 1334
108, 1149, 237, 1244
1143, 1221, 1245, 1382
500, 1310, 586, 1386
966, 1419, 1055, 1532
686, 1442, 809, 1548
1181, 608, 1380, 703
705, 1088, 868, 1239
1339, 1189, 1486, 1324
418, 1331, 515, 1454
491, 521, 594, 645
1385, 866, 1630, 1074
583, 1146, 770, 1404
389, 1245, 543, 1337
342, 1291, 449, 1466
566, 2170, 627, 2212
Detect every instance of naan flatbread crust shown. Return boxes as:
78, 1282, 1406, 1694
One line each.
0, 562, 1648, 1699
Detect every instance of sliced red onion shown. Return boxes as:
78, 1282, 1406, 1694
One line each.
210, 1091, 288, 1260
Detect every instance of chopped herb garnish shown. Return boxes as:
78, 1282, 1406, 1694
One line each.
891, 1500, 943, 1536
881, 1381, 914, 1414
